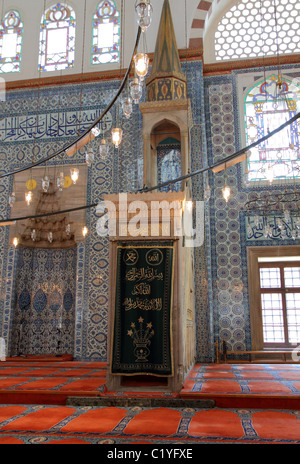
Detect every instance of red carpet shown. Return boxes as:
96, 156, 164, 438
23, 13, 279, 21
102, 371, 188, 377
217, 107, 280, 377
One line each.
0, 360, 299, 444
0, 360, 107, 405
0, 358, 300, 409
181, 363, 300, 409
0, 360, 299, 409
0, 403, 299, 444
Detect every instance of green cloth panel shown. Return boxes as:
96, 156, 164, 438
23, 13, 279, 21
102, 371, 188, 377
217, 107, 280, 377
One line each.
111, 241, 174, 376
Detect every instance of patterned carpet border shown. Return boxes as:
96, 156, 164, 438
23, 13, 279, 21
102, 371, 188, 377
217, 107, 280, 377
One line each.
0, 404, 299, 444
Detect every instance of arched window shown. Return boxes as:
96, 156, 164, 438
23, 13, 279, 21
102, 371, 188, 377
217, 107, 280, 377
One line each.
0, 10, 23, 73
92, 0, 120, 65
245, 75, 300, 183
157, 140, 181, 192
39, 3, 76, 72
215, 0, 300, 61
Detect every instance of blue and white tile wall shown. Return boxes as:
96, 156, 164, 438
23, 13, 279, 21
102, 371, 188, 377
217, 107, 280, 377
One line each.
0, 78, 144, 360
0, 61, 298, 361
10, 246, 77, 355
204, 65, 300, 356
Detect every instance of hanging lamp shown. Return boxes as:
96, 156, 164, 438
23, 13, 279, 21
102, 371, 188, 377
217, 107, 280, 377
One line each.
99, 138, 110, 159
56, 171, 65, 191
111, 127, 123, 148
122, 93, 133, 119
135, 0, 153, 31
85, 147, 95, 166
134, 52, 149, 80
70, 167, 79, 184
130, 77, 143, 103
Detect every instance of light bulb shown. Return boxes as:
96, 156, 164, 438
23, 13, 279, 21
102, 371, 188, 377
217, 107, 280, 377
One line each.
82, 226, 88, 237
13, 237, 19, 247
122, 96, 133, 119
48, 231, 53, 243
130, 78, 143, 103
111, 128, 123, 148
99, 138, 110, 159
70, 167, 79, 184
25, 190, 33, 206
85, 148, 94, 166
134, 53, 149, 80
222, 186, 231, 202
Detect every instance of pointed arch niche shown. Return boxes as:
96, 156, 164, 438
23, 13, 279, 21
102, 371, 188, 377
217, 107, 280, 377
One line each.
140, 100, 191, 192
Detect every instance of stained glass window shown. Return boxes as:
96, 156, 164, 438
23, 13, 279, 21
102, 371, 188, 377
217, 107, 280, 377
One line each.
92, 1, 120, 65
0, 10, 23, 73
39, 3, 76, 72
157, 140, 181, 192
244, 75, 300, 182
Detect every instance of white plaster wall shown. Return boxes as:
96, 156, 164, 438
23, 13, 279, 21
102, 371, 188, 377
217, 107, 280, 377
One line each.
0, 0, 200, 82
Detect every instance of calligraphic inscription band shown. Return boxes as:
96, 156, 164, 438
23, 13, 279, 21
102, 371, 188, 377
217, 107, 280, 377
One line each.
111, 242, 174, 376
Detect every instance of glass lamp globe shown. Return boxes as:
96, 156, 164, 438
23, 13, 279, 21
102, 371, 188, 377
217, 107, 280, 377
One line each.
130, 78, 143, 103
134, 53, 149, 80
135, 0, 153, 28
25, 190, 33, 206
85, 148, 95, 166
57, 172, 65, 191
111, 128, 123, 148
122, 96, 133, 119
138, 13, 152, 32
70, 167, 79, 184
91, 127, 101, 137
99, 138, 110, 159
42, 175, 50, 192
135, 0, 149, 16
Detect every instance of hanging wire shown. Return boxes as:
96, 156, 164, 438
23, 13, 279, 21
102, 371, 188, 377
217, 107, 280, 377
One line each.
0, 27, 142, 179
2, 109, 300, 225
